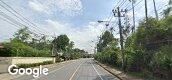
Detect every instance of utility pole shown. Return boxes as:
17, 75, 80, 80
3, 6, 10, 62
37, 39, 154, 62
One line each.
112, 7, 126, 71
153, 0, 158, 20
145, 0, 148, 27
124, 10, 130, 38
52, 36, 56, 56
131, 0, 135, 33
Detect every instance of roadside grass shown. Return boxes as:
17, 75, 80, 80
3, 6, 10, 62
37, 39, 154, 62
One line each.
96, 60, 165, 80
127, 71, 165, 80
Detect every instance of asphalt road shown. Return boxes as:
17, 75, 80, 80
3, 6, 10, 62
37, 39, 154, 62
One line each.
13, 58, 119, 80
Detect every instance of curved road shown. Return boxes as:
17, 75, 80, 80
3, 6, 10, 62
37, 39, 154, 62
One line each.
13, 58, 119, 80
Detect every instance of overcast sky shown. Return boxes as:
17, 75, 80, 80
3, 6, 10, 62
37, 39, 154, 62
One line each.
0, 0, 169, 53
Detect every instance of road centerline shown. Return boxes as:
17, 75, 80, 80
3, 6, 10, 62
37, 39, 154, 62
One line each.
69, 61, 84, 80
32, 60, 77, 80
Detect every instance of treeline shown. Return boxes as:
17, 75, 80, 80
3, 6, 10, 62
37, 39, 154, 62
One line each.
94, 11, 172, 80
0, 27, 90, 60
52, 34, 90, 61
0, 27, 51, 57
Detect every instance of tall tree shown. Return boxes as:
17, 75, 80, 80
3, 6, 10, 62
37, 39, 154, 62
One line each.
64, 41, 74, 60
13, 27, 31, 42
97, 30, 114, 52
164, 0, 172, 17
53, 35, 70, 53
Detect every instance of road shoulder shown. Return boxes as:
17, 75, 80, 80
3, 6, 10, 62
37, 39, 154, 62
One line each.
94, 60, 143, 80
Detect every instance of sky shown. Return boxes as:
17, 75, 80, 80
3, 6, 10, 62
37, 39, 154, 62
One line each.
0, 0, 169, 53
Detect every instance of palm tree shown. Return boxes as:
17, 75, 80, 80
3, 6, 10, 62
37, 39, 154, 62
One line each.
164, 0, 172, 17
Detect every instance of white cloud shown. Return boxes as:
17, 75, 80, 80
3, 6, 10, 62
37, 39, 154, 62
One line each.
42, 20, 105, 53
56, 0, 83, 16
28, 0, 83, 16
28, 0, 49, 13
0, 19, 19, 42
0, 0, 169, 54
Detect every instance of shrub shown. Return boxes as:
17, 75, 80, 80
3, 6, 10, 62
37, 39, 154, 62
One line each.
150, 45, 172, 79
1, 40, 51, 57
17, 61, 53, 68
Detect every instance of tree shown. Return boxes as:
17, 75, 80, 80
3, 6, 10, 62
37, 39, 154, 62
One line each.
95, 30, 119, 66
53, 35, 70, 55
164, 0, 172, 17
63, 41, 74, 60
97, 31, 114, 52
13, 27, 31, 42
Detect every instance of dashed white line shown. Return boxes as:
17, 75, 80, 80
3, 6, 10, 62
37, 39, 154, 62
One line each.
69, 62, 83, 80
32, 61, 76, 80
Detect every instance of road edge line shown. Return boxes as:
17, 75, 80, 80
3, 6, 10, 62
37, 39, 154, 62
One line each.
94, 60, 122, 80
92, 63, 104, 80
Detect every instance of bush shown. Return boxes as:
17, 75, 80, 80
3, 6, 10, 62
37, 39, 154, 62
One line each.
150, 45, 172, 79
17, 61, 53, 68
126, 49, 145, 72
94, 47, 119, 66
1, 40, 51, 57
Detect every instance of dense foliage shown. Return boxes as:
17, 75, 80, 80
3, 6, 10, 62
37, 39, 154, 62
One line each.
94, 16, 172, 79
94, 31, 120, 66
0, 27, 51, 57
0, 27, 89, 59
124, 17, 172, 79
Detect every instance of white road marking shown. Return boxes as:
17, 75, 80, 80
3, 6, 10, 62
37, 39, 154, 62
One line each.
32, 61, 76, 80
92, 63, 104, 80
69, 62, 83, 80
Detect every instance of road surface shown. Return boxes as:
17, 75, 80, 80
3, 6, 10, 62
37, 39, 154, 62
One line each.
13, 58, 119, 80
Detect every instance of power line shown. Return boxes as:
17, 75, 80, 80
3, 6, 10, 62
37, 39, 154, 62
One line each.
0, 0, 49, 34
0, 16, 19, 29
105, 0, 124, 29
128, 0, 143, 11
119, 0, 128, 7
0, 3, 41, 32
114, 0, 122, 8
123, 1, 131, 9
0, 10, 42, 35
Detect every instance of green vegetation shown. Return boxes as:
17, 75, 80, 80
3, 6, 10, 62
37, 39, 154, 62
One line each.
94, 31, 121, 66
0, 27, 51, 57
94, 14, 172, 80
0, 27, 90, 60
17, 61, 53, 68
52, 35, 90, 61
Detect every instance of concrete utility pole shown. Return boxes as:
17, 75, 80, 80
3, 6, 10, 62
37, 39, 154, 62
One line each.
131, 0, 135, 33
112, 7, 126, 71
52, 36, 56, 56
145, 0, 148, 27
153, 0, 158, 20
124, 10, 130, 38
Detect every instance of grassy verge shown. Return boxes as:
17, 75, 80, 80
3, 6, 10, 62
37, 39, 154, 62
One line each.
127, 71, 165, 80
